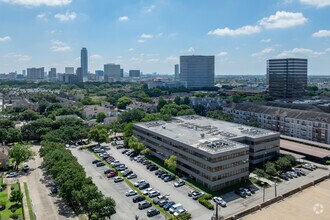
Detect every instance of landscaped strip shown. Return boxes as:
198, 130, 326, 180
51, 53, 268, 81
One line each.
23, 182, 35, 220
93, 152, 173, 219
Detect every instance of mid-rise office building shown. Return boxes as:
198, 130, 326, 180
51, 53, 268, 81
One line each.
81, 48, 88, 78
95, 70, 104, 77
65, 67, 75, 74
104, 63, 121, 82
174, 64, 179, 80
129, 70, 141, 77
48, 68, 56, 78
120, 68, 124, 77
59, 73, 78, 83
267, 58, 307, 99
180, 55, 215, 88
133, 115, 279, 191
27, 67, 44, 80
76, 67, 83, 82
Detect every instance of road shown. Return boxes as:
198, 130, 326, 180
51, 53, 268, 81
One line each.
21, 146, 78, 220
71, 148, 164, 220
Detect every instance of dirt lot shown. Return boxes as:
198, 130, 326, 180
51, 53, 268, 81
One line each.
244, 179, 330, 220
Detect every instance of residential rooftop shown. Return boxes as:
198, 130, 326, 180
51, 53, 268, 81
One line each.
134, 115, 279, 154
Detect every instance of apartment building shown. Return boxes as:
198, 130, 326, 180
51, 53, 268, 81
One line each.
133, 115, 279, 191
224, 103, 330, 144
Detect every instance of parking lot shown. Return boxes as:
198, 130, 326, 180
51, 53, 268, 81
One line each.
71, 148, 164, 220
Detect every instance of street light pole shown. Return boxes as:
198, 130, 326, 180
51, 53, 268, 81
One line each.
275, 181, 277, 197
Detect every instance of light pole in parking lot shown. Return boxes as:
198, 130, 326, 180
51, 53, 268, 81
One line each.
274, 181, 277, 197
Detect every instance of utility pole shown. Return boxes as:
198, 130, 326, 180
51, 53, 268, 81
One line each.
262, 181, 265, 203
275, 181, 277, 197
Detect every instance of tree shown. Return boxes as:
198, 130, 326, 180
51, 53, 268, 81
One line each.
89, 128, 109, 146
206, 110, 232, 122
174, 96, 181, 105
5, 128, 22, 143
94, 197, 116, 220
141, 148, 151, 155
247, 119, 260, 128
128, 136, 144, 152
164, 155, 177, 173
96, 112, 106, 123
10, 190, 23, 204
275, 157, 291, 171
182, 96, 190, 105
265, 162, 277, 176
118, 109, 146, 123
157, 97, 167, 111
19, 109, 40, 121
117, 96, 132, 109
124, 123, 134, 138
9, 144, 35, 171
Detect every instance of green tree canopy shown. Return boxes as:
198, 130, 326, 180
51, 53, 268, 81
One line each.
96, 112, 106, 123
128, 136, 144, 152
9, 143, 36, 170
117, 96, 133, 109
89, 127, 109, 145
164, 155, 177, 173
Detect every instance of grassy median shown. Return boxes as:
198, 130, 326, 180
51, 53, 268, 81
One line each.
23, 182, 35, 220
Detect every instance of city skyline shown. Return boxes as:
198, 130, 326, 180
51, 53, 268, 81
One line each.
1, 0, 330, 75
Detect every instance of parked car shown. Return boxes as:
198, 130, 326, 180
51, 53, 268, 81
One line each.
164, 175, 175, 182
139, 182, 150, 190
121, 169, 133, 177
158, 199, 168, 207
92, 159, 101, 164
50, 184, 58, 194
293, 168, 306, 176
192, 192, 204, 200
127, 173, 137, 179
235, 189, 247, 198
302, 163, 317, 170
143, 160, 151, 165
174, 179, 185, 187
152, 195, 167, 204
138, 201, 152, 210
125, 190, 137, 197
241, 188, 251, 196
188, 190, 198, 197
96, 162, 105, 167
114, 176, 123, 183
134, 180, 145, 187
173, 209, 187, 216
107, 171, 118, 178
148, 191, 160, 198
163, 201, 175, 211
287, 171, 298, 178
213, 197, 227, 207
132, 195, 145, 203
6, 172, 18, 178
147, 208, 160, 217
169, 203, 183, 214
143, 188, 153, 195
115, 165, 128, 171
116, 145, 124, 149
280, 173, 289, 181
104, 169, 112, 174
122, 149, 129, 154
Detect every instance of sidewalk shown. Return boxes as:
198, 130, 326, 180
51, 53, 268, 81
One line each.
20, 181, 31, 220
250, 173, 275, 186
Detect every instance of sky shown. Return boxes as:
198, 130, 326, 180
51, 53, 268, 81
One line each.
0, 0, 330, 75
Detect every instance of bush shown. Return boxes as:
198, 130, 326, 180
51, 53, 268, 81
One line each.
0, 200, 6, 210
9, 213, 19, 220
170, 212, 192, 220
253, 168, 270, 179
198, 196, 214, 210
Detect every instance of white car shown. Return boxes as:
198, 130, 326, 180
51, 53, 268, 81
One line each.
134, 180, 145, 187
213, 196, 227, 207
143, 188, 153, 195
173, 208, 186, 216
6, 172, 18, 178
174, 179, 185, 187
148, 191, 160, 198
125, 190, 137, 197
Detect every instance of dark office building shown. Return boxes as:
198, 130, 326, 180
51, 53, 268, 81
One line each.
129, 70, 141, 77
76, 67, 83, 82
267, 58, 307, 99
48, 68, 56, 78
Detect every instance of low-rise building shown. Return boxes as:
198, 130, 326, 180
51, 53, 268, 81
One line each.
0, 146, 9, 169
83, 105, 118, 119
224, 103, 330, 144
133, 115, 279, 191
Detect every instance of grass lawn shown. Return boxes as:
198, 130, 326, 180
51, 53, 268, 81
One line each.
24, 182, 35, 220
0, 181, 24, 219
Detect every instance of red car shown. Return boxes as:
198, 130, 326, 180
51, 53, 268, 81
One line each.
107, 172, 118, 178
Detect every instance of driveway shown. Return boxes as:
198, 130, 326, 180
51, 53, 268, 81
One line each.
21, 145, 78, 220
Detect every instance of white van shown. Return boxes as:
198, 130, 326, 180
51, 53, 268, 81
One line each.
169, 203, 183, 214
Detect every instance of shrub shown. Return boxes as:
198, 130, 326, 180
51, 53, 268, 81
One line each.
0, 200, 6, 210
253, 168, 270, 179
198, 196, 214, 210
9, 213, 19, 220
170, 212, 192, 220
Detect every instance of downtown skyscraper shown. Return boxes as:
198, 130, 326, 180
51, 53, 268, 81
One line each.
81, 48, 88, 79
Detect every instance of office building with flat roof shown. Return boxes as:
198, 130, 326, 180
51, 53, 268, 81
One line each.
129, 70, 141, 77
180, 55, 215, 88
174, 64, 179, 80
133, 115, 280, 191
104, 63, 121, 81
267, 58, 307, 99
27, 67, 44, 80
48, 68, 56, 78
81, 48, 88, 78
65, 67, 75, 74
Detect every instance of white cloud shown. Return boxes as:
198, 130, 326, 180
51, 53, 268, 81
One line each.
0, 36, 11, 42
165, 56, 178, 63
118, 16, 129, 21
259, 11, 307, 29
276, 48, 325, 58
251, 47, 275, 57
187, 47, 195, 53
312, 30, 330, 38
299, 0, 330, 7
128, 48, 134, 52
144, 5, 155, 13
89, 54, 103, 60
208, 25, 261, 36
146, 58, 159, 62
54, 11, 77, 22
137, 39, 145, 43
141, 34, 153, 39
261, 38, 271, 43
36, 13, 47, 20
0, 0, 71, 7
326, 48, 330, 52
50, 40, 71, 52
217, 51, 228, 57
5, 53, 31, 62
